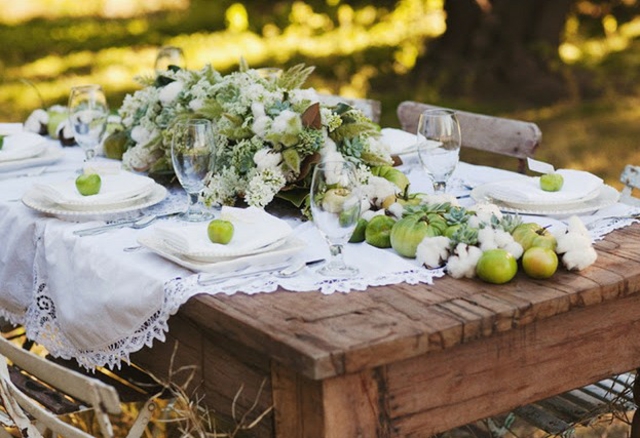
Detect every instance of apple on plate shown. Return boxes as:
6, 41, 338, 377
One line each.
207, 219, 234, 244
75, 173, 102, 196
540, 172, 564, 192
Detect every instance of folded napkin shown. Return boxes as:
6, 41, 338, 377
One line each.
0, 132, 46, 162
155, 206, 293, 259
489, 169, 604, 204
381, 128, 418, 155
34, 171, 156, 208
0, 123, 23, 135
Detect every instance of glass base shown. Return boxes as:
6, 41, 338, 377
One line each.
317, 264, 359, 279
179, 210, 214, 222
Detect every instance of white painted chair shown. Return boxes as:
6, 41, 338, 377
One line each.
0, 335, 155, 438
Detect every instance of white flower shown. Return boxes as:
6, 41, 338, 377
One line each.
416, 236, 451, 269
447, 243, 483, 279
24, 109, 48, 133
189, 99, 205, 111
562, 246, 597, 271
122, 144, 158, 172
131, 125, 154, 146
254, 149, 282, 170
468, 203, 502, 227
159, 81, 183, 104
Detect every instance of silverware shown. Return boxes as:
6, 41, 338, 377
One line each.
74, 211, 181, 236
275, 258, 325, 278
197, 261, 292, 286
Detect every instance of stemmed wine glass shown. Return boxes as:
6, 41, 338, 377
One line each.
171, 119, 215, 222
68, 84, 109, 162
416, 109, 461, 194
310, 161, 362, 278
155, 46, 186, 72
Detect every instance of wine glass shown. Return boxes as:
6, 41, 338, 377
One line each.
416, 109, 461, 194
68, 84, 109, 162
171, 119, 215, 222
155, 46, 186, 72
310, 161, 362, 278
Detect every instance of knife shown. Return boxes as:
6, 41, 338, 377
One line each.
197, 261, 292, 286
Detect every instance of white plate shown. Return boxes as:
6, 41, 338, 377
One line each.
137, 234, 307, 273
0, 145, 64, 173
476, 179, 602, 209
21, 184, 168, 222
0, 141, 46, 162
177, 237, 289, 263
471, 184, 620, 216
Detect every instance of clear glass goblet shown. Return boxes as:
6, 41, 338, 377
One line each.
171, 119, 215, 222
68, 84, 109, 162
155, 46, 186, 72
310, 161, 362, 278
416, 109, 461, 194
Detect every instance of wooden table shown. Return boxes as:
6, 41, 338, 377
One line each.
132, 223, 640, 437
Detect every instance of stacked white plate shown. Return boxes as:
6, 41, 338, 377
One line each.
471, 169, 620, 215
22, 171, 167, 221
138, 206, 306, 273
0, 132, 64, 172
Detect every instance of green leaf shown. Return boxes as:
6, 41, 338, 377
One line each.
282, 148, 301, 174
275, 188, 309, 208
277, 64, 315, 90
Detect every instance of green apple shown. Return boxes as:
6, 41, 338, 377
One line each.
540, 173, 564, 192
75, 173, 101, 196
365, 215, 396, 248
522, 247, 558, 279
47, 111, 67, 139
207, 219, 234, 244
512, 222, 557, 251
476, 249, 518, 284
348, 218, 368, 243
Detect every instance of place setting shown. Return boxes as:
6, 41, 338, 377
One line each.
0, 125, 64, 174
470, 158, 620, 216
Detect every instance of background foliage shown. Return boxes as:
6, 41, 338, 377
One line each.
1, 0, 639, 188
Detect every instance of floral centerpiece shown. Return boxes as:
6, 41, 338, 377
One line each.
115, 62, 397, 212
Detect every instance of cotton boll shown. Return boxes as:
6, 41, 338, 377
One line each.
566, 215, 590, 237
562, 247, 597, 271
158, 81, 183, 104
24, 109, 48, 134
447, 244, 483, 279
504, 241, 524, 260
469, 203, 502, 223
416, 236, 451, 269
361, 209, 384, 222
556, 232, 592, 254
387, 202, 405, 219
477, 228, 497, 251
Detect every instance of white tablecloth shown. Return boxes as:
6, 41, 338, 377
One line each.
0, 141, 638, 369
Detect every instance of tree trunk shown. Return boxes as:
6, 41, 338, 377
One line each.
416, 0, 575, 106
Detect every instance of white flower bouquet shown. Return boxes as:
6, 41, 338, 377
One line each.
116, 62, 396, 212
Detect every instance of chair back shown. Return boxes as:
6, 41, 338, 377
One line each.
620, 164, 640, 206
397, 101, 541, 173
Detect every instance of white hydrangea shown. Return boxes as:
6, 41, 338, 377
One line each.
254, 149, 282, 171
244, 168, 287, 208
122, 145, 158, 172
289, 88, 319, 106
158, 80, 183, 104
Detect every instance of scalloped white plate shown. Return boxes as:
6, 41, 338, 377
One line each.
0, 145, 64, 172
22, 184, 167, 222
471, 184, 620, 216
479, 179, 602, 209
137, 234, 306, 273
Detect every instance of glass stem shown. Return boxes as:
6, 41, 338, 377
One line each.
85, 148, 96, 161
186, 192, 200, 213
327, 243, 346, 269
433, 181, 446, 194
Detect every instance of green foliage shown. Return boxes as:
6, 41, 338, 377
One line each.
277, 64, 315, 90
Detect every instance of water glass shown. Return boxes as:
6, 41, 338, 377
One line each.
155, 46, 186, 72
171, 119, 215, 222
416, 109, 461, 193
68, 84, 109, 162
310, 161, 361, 278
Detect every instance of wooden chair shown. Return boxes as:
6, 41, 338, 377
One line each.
317, 93, 382, 123
620, 164, 640, 207
396, 100, 542, 173
0, 335, 156, 438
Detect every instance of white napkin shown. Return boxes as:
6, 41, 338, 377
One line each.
381, 128, 418, 155
34, 171, 156, 207
0, 123, 23, 135
156, 206, 293, 259
0, 132, 46, 162
489, 169, 604, 204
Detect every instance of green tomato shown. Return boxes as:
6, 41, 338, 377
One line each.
476, 249, 518, 284
75, 173, 101, 196
207, 219, 234, 244
365, 215, 396, 248
371, 165, 410, 194
389, 213, 442, 258
522, 247, 558, 279
540, 173, 564, 192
